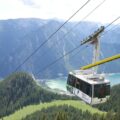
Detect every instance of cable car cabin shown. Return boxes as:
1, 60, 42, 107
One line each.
66, 70, 110, 105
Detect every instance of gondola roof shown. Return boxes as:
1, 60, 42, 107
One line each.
69, 70, 110, 85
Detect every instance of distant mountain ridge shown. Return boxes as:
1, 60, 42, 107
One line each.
0, 18, 120, 78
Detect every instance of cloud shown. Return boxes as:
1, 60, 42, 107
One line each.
0, 0, 120, 24
20, 0, 40, 8
20, 0, 35, 6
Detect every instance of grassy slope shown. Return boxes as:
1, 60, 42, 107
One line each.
3, 100, 105, 120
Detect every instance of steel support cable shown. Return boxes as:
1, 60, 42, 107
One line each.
105, 16, 120, 29
79, 17, 120, 70
13, 0, 91, 72
35, 0, 106, 59
66, 45, 91, 72
36, 44, 84, 75
100, 22, 120, 67
70, 45, 90, 61
67, 17, 120, 67
36, 16, 120, 76
101, 22, 120, 36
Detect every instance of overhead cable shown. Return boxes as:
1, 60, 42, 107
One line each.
13, 0, 91, 72
33, 0, 106, 60
36, 16, 120, 75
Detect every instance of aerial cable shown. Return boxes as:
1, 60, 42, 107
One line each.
105, 16, 120, 29
36, 45, 84, 75
13, 0, 91, 72
36, 16, 120, 75
102, 22, 120, 36
69, 17, 120, 64
70, 45, 90, 61
70, 17, 120, 64
34, 0, 106, 60
100, 17, 120, 37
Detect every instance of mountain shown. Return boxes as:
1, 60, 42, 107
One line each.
23, 105, 104, 120
3, 100, 104, 120
3, 84, 120, 120
22, 105, 120, 120
0, 18, 120, 78
0, 72, 74, 118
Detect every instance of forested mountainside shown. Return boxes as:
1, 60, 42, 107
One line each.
23, 105, 120, 120
3, 100, 103, 120
22, 83, 120, 120
0, 72, 75, 118
0, 72, 120, 120
14, 84, 120, 120
0, 18, 120, 78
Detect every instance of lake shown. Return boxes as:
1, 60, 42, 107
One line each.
45, 73, 120, 92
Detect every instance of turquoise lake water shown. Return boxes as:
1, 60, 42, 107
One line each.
45, 73, 120, 92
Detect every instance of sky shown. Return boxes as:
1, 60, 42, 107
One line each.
0, 0, 120, 24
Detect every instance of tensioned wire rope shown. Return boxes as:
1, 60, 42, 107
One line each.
101, 22, 120, 37
13, 0, 91, 72
9, 0, 106, 75
70, 19, 120, 64
100, 21, 120, 71
71, 17, 120, 60
33, 0, 107, 60
68, 22, 120, 72
36, 16, 120, 76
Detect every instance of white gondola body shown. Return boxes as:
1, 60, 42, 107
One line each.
67, 70, 110, 105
